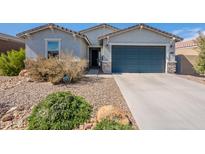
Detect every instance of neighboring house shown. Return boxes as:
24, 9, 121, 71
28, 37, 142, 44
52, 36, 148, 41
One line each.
175, 40, 198, 75
17, 23, 183, 73
0, 33, 25, 54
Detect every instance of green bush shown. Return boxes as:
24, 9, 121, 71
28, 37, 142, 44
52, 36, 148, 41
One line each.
28, 92, 92, 130
194, 33, 205, 75
0, 48, 25, 76
94, 119, 133, 130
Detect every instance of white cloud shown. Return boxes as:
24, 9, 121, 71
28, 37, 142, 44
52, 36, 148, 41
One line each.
172, 28, 204, 40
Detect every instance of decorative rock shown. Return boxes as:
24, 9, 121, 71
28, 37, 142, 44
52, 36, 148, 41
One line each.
167, 61, 176, 73
6, 107, 17, 114
19, 69, 29, 77
4, 123, 13, 130
16, 105, 25, 111
96, 105, 122, 122
90, 117, 96, 123
92, 122, 97, 129
13, 110, 22, 118
16, 81, 22, 85
79, 124, 84, 130
2, 114, 14, 122
84, 123, 93, 130
119, 116, 130, 125
26, 77, 33, 82
96, 105, 130, 125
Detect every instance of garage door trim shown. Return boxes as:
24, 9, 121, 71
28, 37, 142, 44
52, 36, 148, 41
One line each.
110, 44, 168, 73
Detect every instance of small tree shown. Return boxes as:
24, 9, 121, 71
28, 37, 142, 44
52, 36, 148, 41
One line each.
194, 32, 205, 75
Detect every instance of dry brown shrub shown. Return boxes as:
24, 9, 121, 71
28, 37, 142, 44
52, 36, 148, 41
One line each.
61, 54, 87, 82
25, 54, 87, 84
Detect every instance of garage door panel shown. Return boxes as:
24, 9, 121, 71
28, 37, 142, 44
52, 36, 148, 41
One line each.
112, 46, 165, 73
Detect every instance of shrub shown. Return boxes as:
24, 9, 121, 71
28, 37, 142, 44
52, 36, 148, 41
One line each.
61, 54, 88, 82
28, 92, 92, 130
25, 57, 64, 84
194, 33, 205, 75
94, 118, 133, 130
0, 48, 25, 76
25, 54, 87, 84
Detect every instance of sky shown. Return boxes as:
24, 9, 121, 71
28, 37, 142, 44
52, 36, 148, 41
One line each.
1, 23, 205, 40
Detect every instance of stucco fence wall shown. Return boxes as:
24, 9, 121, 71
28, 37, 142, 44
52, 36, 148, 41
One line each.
176, 55, 198, 75
0, 40, 25, 54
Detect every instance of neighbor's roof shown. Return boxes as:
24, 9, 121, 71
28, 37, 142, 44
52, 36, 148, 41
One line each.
16, 23, 91, 45
0, 32, 24, 43
176, 40, 197, 48
98, 23, 183, 42
79, 23, 119, 33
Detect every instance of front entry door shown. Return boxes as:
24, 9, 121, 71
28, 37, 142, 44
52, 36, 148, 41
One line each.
92, 50, 98, 66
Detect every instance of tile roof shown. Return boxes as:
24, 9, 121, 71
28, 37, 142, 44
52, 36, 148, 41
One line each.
16, 23, 91, 45
0, 32, 24, 43
175, 40, 197, 48
98, 23, 183, 42
79, 23, 119, 33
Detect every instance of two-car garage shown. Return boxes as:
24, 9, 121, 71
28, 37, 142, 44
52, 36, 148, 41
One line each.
112, 45, 166, 73
99, 24, 182, 74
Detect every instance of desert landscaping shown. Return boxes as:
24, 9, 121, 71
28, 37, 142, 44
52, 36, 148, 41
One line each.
0, 75, 136, 130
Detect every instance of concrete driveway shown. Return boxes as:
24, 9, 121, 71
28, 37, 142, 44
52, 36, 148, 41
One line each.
114, 74, 205, 129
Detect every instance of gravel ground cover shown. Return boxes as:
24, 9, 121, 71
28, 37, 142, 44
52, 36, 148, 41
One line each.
0, 76, 136, 129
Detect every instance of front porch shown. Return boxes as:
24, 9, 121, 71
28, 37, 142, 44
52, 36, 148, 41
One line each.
89, 47, 101, 68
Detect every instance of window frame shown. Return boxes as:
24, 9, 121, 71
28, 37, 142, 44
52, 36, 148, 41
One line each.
45, 38, 61, 58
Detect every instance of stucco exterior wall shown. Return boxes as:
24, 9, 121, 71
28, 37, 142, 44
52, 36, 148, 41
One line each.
101, 28, 176, 73
82, 28, 114, 46
25, 29, 88, 59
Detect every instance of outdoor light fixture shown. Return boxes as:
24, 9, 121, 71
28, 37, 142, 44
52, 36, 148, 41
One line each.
140, 25, 143, 29
48, 25, 54, 32
72, 33, 76, 37
25, 33, 31, 39
170, 37, 176, 48
48, 25, 53, 29
106, 36, 109, 46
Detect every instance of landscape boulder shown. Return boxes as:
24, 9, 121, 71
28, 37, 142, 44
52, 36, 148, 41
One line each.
1, 114, 14, 122
96, 105, 130, 125
19, 69, 29, 77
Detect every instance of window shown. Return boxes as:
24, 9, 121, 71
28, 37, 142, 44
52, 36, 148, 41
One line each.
46, 39, 60, 58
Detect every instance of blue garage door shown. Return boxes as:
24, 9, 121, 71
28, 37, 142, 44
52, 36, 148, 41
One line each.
112, 45, 166, 73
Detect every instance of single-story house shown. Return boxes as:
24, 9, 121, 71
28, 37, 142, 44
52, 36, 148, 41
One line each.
0, 33, 25, 54
17, 23, 183, 73
175, 40, 198, 75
